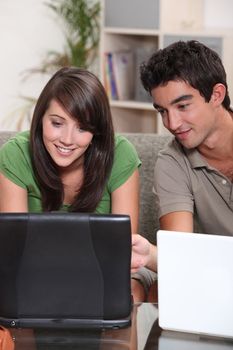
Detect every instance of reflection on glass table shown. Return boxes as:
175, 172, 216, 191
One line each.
1, 303, 232, 349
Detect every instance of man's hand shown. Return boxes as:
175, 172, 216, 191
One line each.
131, 234, 156, 272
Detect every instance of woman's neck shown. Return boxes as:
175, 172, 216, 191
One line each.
60, 165, 84, 205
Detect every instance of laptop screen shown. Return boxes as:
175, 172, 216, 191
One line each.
0, 212, 132, 329
157, 230, 233, 339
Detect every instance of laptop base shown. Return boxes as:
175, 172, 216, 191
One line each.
0, 316, 131, 330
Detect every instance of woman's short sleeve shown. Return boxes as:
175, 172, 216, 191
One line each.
107, 135, 141, 192
0, 131, 32, 189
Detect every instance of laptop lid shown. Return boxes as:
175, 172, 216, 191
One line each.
157, 230, 233, 339
0, 213, 132, 329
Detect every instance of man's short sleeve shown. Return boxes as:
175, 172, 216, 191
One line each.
154, 140, 194, 218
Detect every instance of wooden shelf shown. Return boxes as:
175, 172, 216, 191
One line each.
101, 0, 233, 134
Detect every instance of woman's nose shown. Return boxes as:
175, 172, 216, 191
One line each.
60, 128, 74, 145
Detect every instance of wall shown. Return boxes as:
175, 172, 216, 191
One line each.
0, 0, 64, 130
0, 0, 232, 130
204, 0, 233, 28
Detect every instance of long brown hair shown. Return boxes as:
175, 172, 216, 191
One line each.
30, 67, 114, 212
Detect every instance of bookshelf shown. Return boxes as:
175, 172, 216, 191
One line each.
100, 0, 233, 134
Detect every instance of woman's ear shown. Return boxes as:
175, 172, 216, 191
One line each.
210, 83, 226, 106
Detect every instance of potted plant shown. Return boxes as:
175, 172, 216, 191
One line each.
4, 0, 101, 130
37, 0, 101, 73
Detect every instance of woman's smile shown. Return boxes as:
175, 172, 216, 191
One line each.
55, 144, 77, 155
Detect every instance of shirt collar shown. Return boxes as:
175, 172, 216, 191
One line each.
183, 147, 208, 169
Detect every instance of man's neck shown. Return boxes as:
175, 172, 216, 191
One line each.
198, 109, 233, 163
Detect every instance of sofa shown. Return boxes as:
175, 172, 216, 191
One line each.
123, 133, 172, 244
0, 131, 172, 244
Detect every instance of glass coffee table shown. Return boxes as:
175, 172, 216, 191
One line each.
5, 303, 233, 349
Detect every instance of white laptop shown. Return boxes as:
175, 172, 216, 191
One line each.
157, 230, 233, 339
159, 330, 233, 350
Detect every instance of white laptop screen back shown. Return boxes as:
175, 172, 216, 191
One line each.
157, 230, 233, 339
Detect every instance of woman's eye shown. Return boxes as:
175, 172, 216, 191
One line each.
77, 127, 86, 133
51, 121, 62, 127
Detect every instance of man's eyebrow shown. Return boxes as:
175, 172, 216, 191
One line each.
153, 94, 193, 110
170, 94, 193, 105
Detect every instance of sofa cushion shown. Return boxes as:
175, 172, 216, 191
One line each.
122, 133, 172, 244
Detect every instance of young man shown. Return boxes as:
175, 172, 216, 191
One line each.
131, 40, 233, 273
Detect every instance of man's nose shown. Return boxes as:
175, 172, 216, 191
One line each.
167, 111, 182, 131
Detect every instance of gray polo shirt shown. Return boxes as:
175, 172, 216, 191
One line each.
154, 138, 233, 236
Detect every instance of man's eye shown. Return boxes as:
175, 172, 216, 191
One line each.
156, 108, 164, 114
158, 109, 166, 116
178, 104, 189, 110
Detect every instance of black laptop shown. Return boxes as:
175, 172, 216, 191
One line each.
0, 213, 132, 329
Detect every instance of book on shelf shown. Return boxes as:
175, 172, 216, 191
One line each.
103, 50, 135, 101
134, 47, 153, 103
107, 52, 118, 100
103, 52, 112, 99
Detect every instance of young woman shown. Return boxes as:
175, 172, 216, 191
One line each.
0, 67, 140, 233
0, 67, 146, 300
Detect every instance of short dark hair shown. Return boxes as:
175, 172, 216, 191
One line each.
140, 40, 231, 110
30, 67, 114, 212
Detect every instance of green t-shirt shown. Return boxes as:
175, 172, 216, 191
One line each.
0, 131, 141, 213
